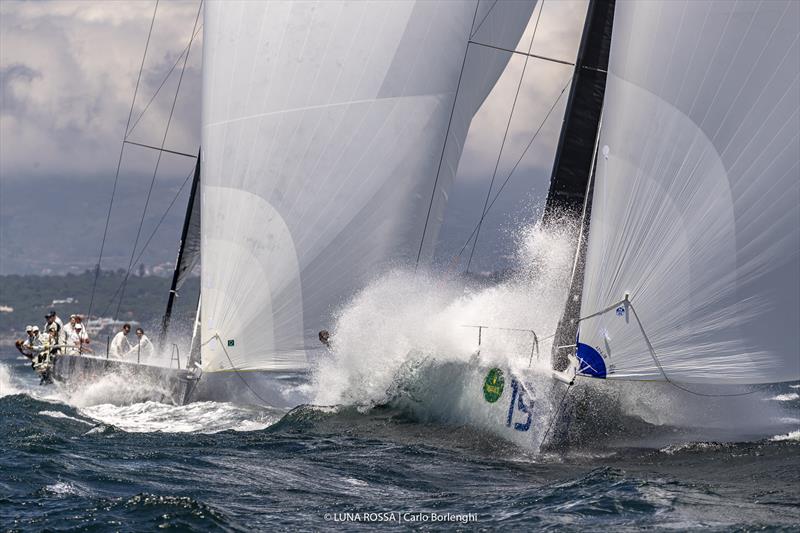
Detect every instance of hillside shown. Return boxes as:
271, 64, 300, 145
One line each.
0, 271, 199, 345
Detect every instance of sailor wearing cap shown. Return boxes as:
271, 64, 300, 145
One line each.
15, 326, 40, 361
45, 323, 63, 355
64, 321, 82, 355
73, 323, 92, 354
43, 310, 63, 337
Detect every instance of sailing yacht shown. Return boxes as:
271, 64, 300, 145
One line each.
473, 0, 800, 449
191, 0, 537, 404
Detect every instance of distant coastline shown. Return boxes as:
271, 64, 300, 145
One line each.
0, 270, 199, 346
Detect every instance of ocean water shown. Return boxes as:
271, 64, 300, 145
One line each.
1, 352, 798, 532
3, 225, 798, 531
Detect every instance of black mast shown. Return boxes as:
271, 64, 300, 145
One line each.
159, 150, 201, 350
543, 0, 615, 371
543, 0, 614, 221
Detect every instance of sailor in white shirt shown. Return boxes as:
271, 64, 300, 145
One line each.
131, 328, 155, 363
16, 326, 39, 362
109, 323, 132, 359
74, 317, 89, 342
64, 324, 83, 355
74, 322, 92, 353
62, 314, 77, 339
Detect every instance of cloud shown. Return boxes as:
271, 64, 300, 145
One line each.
0, 0, 588, 275
0, 0, 202, 180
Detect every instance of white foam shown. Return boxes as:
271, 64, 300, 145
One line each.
790, 384, 800, 389
0, 363, 21, 397
38, 410, 93, 426
79, 400, 283, 434
310, 222, 580, 451
769, 393, 799, 402
312, 222, 578, 409
45, 481, 86, 496
308, 219, 796, 450
771, 430, 800, 442
660, 442, 724, 455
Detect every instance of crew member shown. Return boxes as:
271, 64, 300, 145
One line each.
43, 310, 63, 337
74, 315, 90, 352
15, 326, 36, 362
318, 330, 331, 348
44, 324, 62, 355
74, 323, 92, 354
62, 314, 77, 338
131, 327, 155, 363
64, 323, 82, 355
109, 323, 132, 359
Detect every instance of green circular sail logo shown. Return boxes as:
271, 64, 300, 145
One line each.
483, 368, 505, 403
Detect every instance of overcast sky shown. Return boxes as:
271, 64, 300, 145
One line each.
0, 0, 588, 274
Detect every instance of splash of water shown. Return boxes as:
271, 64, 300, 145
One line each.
310, 218, 795, 448
79, 400, 284, 433
312, 220, 579, 408
0, 364, 21, 398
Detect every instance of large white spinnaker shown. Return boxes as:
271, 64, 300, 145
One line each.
576, 0, 800, 384
200, 1, 536, 372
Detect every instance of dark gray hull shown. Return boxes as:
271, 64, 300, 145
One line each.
191, 370, 311, 407
51, 354, 200, 405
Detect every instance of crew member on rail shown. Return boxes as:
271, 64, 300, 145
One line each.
109, 323, 132, 359
14, 326, 38, 363
43, 310, 63, 337
130, 327, 155, 363
75, 323, 92, 354
64, 323, 82, 355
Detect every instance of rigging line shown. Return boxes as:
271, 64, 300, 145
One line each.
468, 40, 574, 66
414, 0, 481, 272
466, 0, 545, 273
540, 381, 572, 447
115, 0, 203, 320
201, 335, 271, 405
87, 0, 159, 321
123, 140, 197, 159
561, 296, 770, 398
126, 23, 204, 140
98, 165, 195, 318
624, 298, 769, 398
470, 0, 498, 39
454, 73, 572, 262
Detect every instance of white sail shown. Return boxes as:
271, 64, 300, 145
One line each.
200, 1, 536, 371
576, 0, 800, 384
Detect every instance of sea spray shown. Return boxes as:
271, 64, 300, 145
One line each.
310, 221, 581, 449
0, 363, 21, 397
310, 217, 794, 448
312, 221, 579, 407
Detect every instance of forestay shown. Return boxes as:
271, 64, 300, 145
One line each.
577, 0, 800, 384
201, 1, 536, 371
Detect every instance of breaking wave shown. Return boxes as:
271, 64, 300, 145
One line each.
769, 393, 799, 402
771, 430, 800, 442
79, 400, 284, 434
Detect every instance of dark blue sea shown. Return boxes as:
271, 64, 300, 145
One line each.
1, 351, 798, 532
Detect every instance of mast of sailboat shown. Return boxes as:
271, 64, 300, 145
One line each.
158, 150, 201, 351
542, 0, 615, 371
